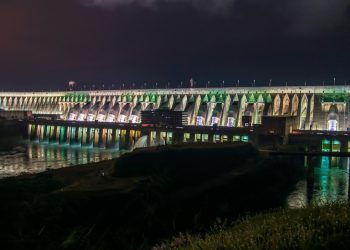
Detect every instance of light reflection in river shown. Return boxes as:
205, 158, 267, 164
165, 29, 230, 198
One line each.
287, 156, 349, 208
0, 142, 123, 178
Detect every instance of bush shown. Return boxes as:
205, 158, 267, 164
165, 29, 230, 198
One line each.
114, 142, 259, 178
161, 203, 350, 250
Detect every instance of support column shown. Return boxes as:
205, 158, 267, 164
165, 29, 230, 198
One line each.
341, 140, 348, 153
98, 128, 103, 148
188, 133, 194, 143
86, 127, 91, 146
208, 133, 214, 143
172, 131, 182, 144
111, 129, 117, 148
59, 126, 67, 144
146, 131, 151, 148
49, 126, 57, 143
125, 130, 131, 149
30, 124, 36, 140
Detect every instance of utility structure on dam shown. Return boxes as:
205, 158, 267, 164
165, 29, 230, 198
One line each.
1, 86, 350, 151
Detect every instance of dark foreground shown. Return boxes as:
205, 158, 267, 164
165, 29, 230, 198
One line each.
0, 143, 304, 249
162, 202, 350, 249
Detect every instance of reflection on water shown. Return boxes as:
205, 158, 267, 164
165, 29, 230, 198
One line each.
0, 142, 123, 178
287, 156, 349, 208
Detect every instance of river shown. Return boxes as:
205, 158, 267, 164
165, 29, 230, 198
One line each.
0, 141, 349, 207
0, 141, 123, 179
287, 156, 349, 208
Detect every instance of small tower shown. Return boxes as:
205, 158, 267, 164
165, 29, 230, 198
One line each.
68, 81, 76, 91
190, 78, 194, 88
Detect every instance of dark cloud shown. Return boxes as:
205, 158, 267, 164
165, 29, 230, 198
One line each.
0, 0, 349, 90
288, 0, 350, 35
80, 0, 237, 14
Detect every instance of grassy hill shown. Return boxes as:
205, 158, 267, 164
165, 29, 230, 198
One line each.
161, 202, 350, 250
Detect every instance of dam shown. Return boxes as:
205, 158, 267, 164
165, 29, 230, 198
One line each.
1, 85, 349, 151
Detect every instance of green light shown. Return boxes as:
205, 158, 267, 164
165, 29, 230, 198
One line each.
332, 140, 341, 152
241, 135, 249, 142
321, 90, 347, 103
202, 95, 209, 103
127, 94, 133, 102
248, 93, 256, 103
60, 126, 65, 142
322, 139, 330, 152
216, 94, 225, 103
321, 156, 330, 169
150, 94, 157, 103
188, 95, 195, 103
265, 94, 272, 104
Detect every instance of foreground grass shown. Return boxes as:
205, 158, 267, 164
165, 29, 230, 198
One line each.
161, 203, 350, 250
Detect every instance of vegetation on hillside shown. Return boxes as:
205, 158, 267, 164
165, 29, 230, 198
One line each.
161, 202, 350, 250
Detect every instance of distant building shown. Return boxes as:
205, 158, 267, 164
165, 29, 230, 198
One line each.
141, 110, 188, 127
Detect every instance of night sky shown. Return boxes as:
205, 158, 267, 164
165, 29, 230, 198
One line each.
1, 0, 350, 90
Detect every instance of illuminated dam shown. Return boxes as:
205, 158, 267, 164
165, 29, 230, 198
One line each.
1, 86, 350, 151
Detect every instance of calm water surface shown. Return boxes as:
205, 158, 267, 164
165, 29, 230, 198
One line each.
1, 142, 349, 208
0, 141, 123, 178
287, 156, 349, 208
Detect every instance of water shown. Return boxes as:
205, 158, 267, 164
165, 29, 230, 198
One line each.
0, 141, 123, 179
287, 156, 349, 208
1, 142, 349, 208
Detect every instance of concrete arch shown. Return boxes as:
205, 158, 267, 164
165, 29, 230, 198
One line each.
205, 95, 216, 125
122, 95, 127, 103
291, 94, 299, 116
273, 94, 281, 116
221, 95, 231, 127
185, 95, 198, 125
22, 97, 28, 110
282, 94, 290, 115
192, 95, 202, 125
309, 94, 315, 128
132, 96, 138, 106
111, 96, 116, 106
237, 94, 247, 127
18, 97, 24, 110
3, 97, 8, 109
119, 103, 132, 122
174, 95, 187, 111
12, 97, 18, 110
8, 97, 13, 110
168, 95, 174, 110
107, 102, 121, 122
299, 94, 308, 130
28, 97, 33, 109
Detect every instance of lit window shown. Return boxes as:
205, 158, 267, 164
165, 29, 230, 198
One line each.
196, 116, 204, 126
227, 117, 234, 127
328, 120, 337, 131
211, 117, 219, 126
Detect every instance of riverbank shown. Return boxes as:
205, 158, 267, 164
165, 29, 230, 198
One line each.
161, 202, 350, 249
0, 142, 305, 249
